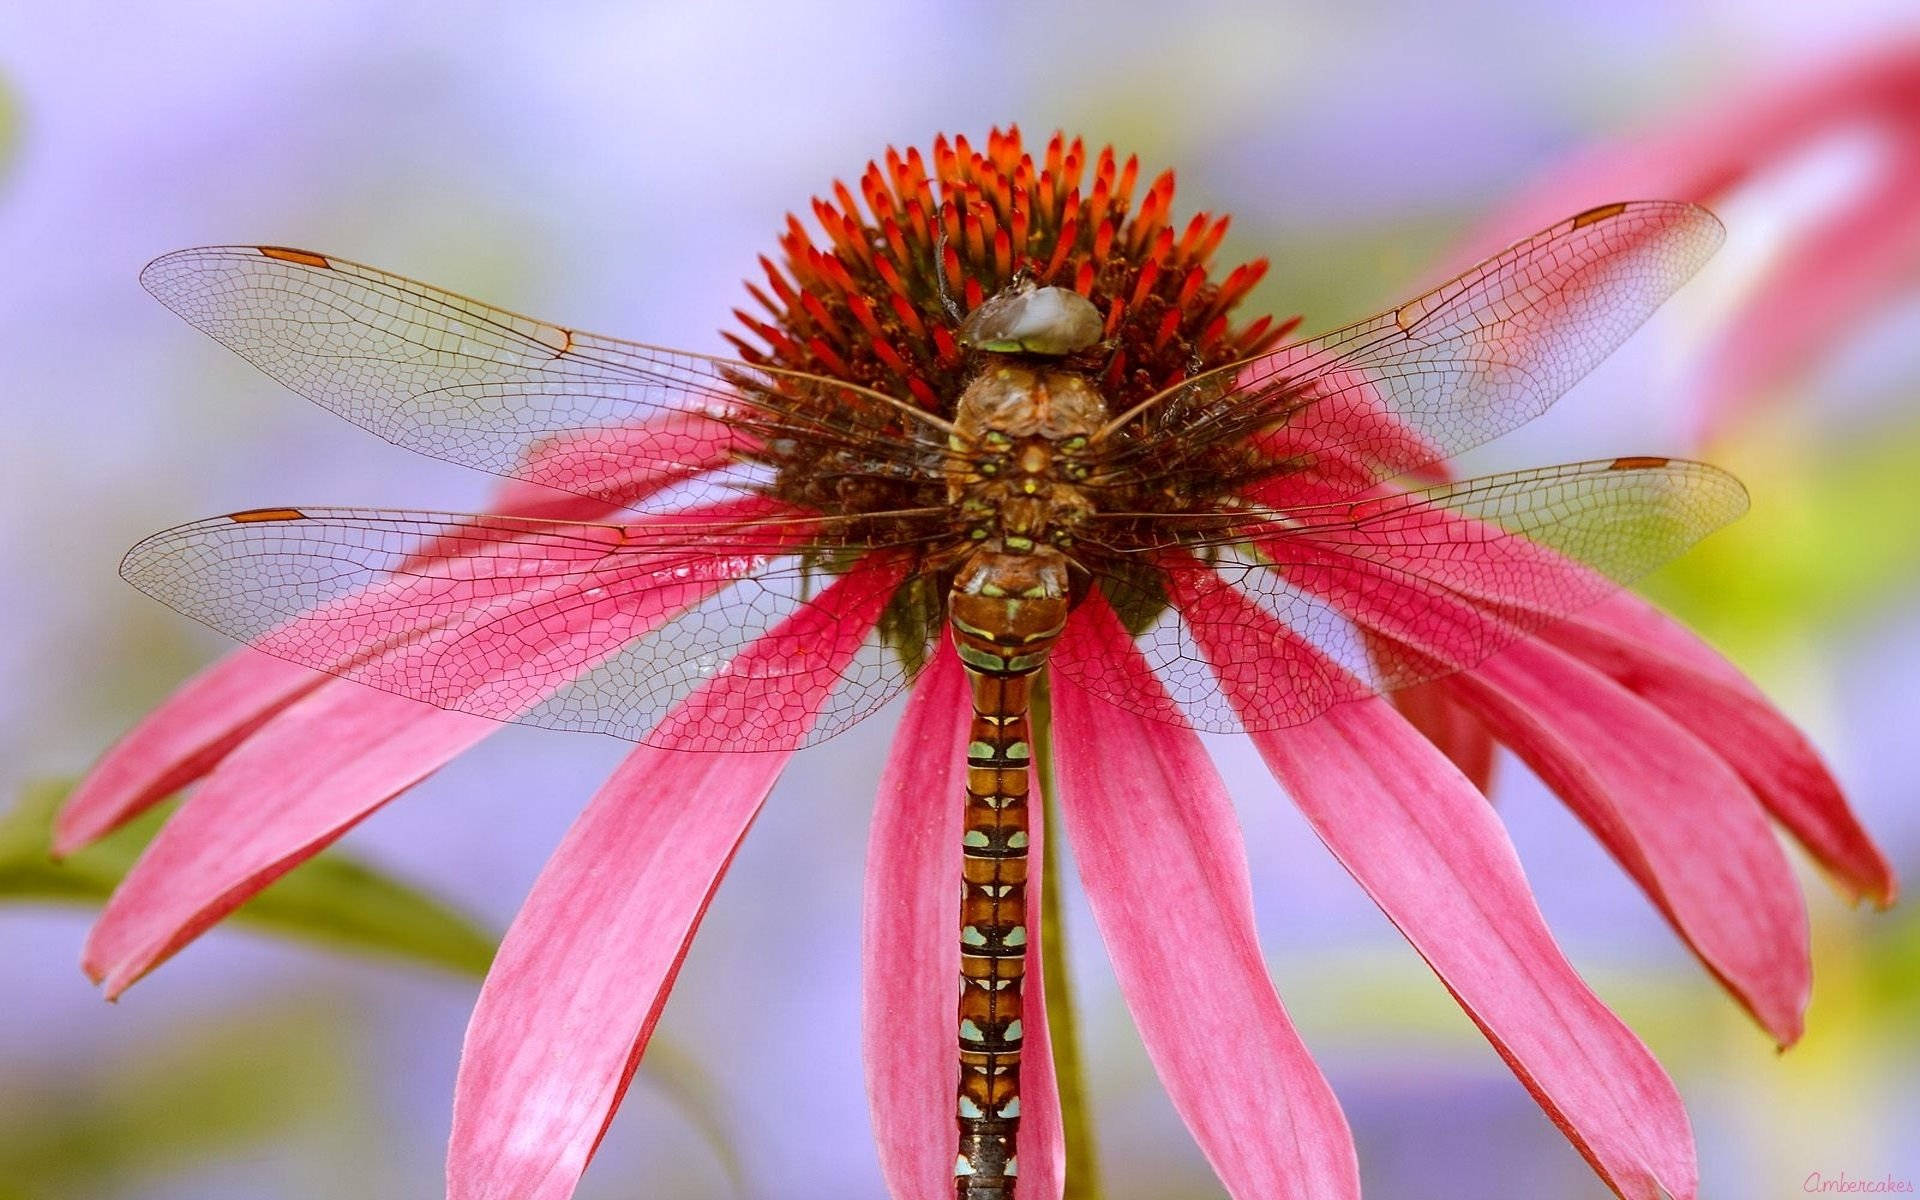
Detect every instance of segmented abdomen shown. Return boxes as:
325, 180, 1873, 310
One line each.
948, 571, 1067, 1200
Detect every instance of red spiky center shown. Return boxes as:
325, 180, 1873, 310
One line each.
726, 127, 1298, 416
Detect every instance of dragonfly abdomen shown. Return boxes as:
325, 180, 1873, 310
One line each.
948, 549, 1069, 1200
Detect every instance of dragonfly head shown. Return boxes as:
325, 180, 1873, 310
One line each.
959, 283, 1103, 356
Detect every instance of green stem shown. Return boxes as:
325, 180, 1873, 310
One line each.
1032, 673, 1102, 1199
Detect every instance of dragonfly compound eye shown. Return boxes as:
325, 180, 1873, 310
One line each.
958, 284, 1104, 356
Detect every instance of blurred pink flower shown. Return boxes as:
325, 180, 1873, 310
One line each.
1464, 39, 1920, 440
67, 131, 1891, 1200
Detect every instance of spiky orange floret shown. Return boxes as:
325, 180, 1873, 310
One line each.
725, 127, 1299, 414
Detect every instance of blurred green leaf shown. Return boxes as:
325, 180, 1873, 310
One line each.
0, 71, 17, 186
0, 998, 358, 1200
4, 780, 749, 1193
1863, 900, 1920, 1017
633, 1037, 749, 1199
1643, 410, 1920, 658
1, 779, 496, 978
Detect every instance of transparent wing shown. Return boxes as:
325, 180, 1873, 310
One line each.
1106, 202, 1725, 499
120, 505, 942, 750
1055, 457, 1747, 732
141, 246, 947, 510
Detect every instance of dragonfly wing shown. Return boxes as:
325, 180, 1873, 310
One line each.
1056, 458, 1747, 732
120, 504, 938, 750
141, 246, 940, 510
1124, 202, 1725, 499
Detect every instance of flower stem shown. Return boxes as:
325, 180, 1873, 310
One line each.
1032, 673, 1102, 1200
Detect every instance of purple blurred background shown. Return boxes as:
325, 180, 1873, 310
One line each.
4, 3, 1918, 1198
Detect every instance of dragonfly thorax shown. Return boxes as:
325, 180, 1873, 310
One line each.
948, 364, 1106, 554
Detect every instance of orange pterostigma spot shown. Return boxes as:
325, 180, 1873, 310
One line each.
258, 246, 331, 269
227, 507, 308, 523
1572, 202, 1631, 229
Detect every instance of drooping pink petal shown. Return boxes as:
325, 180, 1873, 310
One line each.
448, 746, 785, 1200
1255, 701, 1696, 1200
1695, 147, 1920, 435
1250, 494, 1616, 675
1446, 637, 1811, 1045
236, 499, 802, 724
56, 650, 326, 855
83, 685, 499, 997
1050, 597, 1360, 1200
1545, 592, 1896, 907
1125, 499, 1614, 735
1120, 461, 1715, 733
1389, 680, 1497, 796
1238, 477, 1814, 1035
862, 642, 1064, 1200
646, 549, 912, 753
1179, 581, 1696, 1200
448, 557, 904, 1200
58, 484, 692, 856
84, 509, 803, 996
862, 644, 969, 1196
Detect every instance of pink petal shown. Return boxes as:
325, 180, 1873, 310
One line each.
1462, 42, 1920, 436
83, 507, 805, 996
449, 558, 904, 1200
1693, 148, 1920, 434
1446, 637, 1811, 1045
57, 650, 326, 855
243, 499, 798, 725
389, 471, 725, 573
1179, 582, 1696, 1200
59, 488, 729, 857
1243, 369, 1439, 507
1545, 593, 1896, 907
862, 642, 1063, 1199
448, 746, 787, 1200
646, 550, 912, 752
1050, 597, 1360, 1200
1251, 700, 1697, 1200
1126, 485, 1638, 730
1389, 680, 1497, 796
493, 414, 743, 514
861, 644, 968, 1195
82, 685, 499, 997
478, 471, 648, 526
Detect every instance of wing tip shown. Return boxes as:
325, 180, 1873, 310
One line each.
1565, 199, 1727, 266
1670, 199, 1728, 260
117, 507, 310, 593
1623, 455, 1751, 530
117, 525, 169, 592
138, 244, 335, 301
1709, 461, 1752, 524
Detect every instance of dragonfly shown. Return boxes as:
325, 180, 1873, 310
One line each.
126, 198, 1736, 1199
